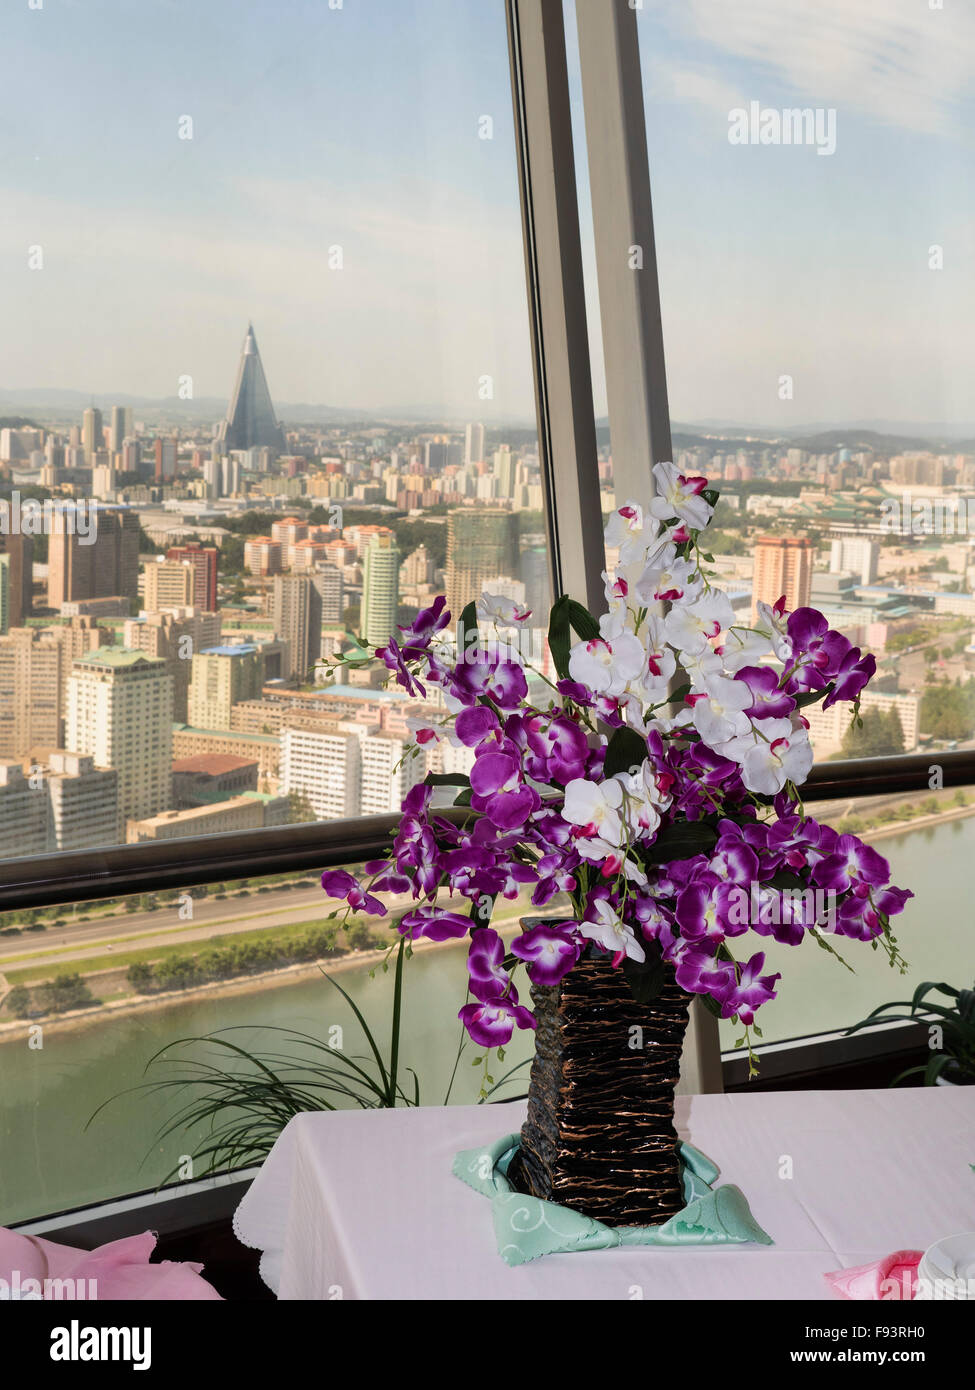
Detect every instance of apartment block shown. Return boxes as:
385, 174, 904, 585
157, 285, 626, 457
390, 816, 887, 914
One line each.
126, 791, 290, 843
0, 763, 48, 858
280, 717, 360, 820
42, 751, 120, 852
187, 644, 265, 730
143, 558, 196, 612
66, 649, 173, 832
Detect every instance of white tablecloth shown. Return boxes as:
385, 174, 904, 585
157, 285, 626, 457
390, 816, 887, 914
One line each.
233, 1087, 974, 1300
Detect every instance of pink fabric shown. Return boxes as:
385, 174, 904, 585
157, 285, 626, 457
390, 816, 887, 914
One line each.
0, 1226, 222, 1300
825, 1250, 922, 1301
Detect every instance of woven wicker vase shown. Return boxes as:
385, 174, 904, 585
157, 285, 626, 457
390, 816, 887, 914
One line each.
507, 933, 691, 1227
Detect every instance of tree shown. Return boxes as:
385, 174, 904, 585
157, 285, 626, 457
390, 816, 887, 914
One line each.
289, 791, 315, 825
840, 707, 905, 760
5, 986, 31, 1018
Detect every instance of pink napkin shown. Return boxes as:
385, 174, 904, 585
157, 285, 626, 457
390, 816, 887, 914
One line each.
825, 1250, 922, 1301
0, 1226, 222, 1300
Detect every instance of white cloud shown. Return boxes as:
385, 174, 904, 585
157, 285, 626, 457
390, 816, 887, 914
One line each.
656, 0, 975, 136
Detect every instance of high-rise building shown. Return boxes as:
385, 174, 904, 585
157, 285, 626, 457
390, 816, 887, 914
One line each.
243, 537, 282, 576
400, 545, 434, 589
829, 535, 879, 586
42, 751, 120, 853
0, 764, 48, 858
445, 508, 518, 620
124, 610, 222, 722
121, 438, 142, 476
280, 718, 360, 819
165, 543, 218, 611
750, 536, 813, 624
143, 559, 196, 612
81, 406, 103, 464
217, 324, 287, 456
312, 565, 343, 624
493, 446, 515, 499
361, 533, 400, 647
0, 555, 8, 636
109, 406, 127, 453
0, 627, 66, 758
272, 575, 323, 682
48, 507, 140, 608
187, 644, 265, 730
66, 649, 173, 832
0, 533, 35, 628
359, 729, 426, 814
154, 437, 178, 482
465, 422, 485, 467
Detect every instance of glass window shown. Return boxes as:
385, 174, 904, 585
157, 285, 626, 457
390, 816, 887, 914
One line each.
0, 869, 538, 1222
625, 0, 975, 762
718, 782, 975, 1050
0, 0, 552, 856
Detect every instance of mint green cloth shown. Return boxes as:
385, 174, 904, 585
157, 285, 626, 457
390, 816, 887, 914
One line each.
453, 1132, 773, 1266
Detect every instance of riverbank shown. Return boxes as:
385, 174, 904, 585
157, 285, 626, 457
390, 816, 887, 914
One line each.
0, 927, 518, 1045
853, 800, 975, 843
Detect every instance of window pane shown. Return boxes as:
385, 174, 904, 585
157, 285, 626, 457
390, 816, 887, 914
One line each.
628, 1, 974, 760
0, 870, 538, 1223
718, 784, 975, 1050
0, 0, 551, 855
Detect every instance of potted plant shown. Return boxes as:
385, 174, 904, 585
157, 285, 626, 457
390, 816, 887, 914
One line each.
847, 979, 975, 1086
323, 463, 913, 1226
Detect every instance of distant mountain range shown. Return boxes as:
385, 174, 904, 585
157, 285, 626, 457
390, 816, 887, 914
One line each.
4, 388, 975, 452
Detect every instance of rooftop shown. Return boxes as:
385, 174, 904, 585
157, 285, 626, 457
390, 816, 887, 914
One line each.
171, 754, 259, 776
74, 649, 164, 669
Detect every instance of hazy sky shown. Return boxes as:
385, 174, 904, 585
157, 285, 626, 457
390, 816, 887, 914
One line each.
2, 0, 974, 428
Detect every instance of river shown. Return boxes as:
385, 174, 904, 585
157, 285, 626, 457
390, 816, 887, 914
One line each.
1, 814, 971, 1225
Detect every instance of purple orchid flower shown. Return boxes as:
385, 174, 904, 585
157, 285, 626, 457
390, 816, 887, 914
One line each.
812, 834, 890, 894
458, 993, 536, 1047
449, 652, 528, 710
398, 906, 474, 942
510, 921, 581, 986
822, 647, 876, 709
469, 748, 540, 830
716, 952, 781, 1025
735, 665, 797, 719
466, 927, 512, 1002
321, 869, 385, 915
455, 706, 501, 747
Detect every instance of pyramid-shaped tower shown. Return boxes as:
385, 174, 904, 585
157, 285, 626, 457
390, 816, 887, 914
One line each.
220, 324, 287, 455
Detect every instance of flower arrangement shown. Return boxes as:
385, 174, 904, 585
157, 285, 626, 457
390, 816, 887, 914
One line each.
322, 465, 912, 1074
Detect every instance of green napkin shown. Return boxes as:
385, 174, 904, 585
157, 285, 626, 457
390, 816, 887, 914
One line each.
453, 1132, 773, 1265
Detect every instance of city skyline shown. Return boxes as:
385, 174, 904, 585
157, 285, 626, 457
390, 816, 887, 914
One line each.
2, 2, 974, 424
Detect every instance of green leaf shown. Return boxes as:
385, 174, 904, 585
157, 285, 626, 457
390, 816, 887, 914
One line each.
603, 726, 648, 779
642, 818, 719, 865
665, 681, 691, 709
699, 994, 723, 1019
793, 684, 835, 709
565, 599, 600, 642
548, 595, 572, 681
458, 600, 478, 652
423, 772, 471, 789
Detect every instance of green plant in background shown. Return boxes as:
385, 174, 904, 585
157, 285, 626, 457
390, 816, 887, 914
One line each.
847, 979, 975, 1086
92, 936, 529, 1181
